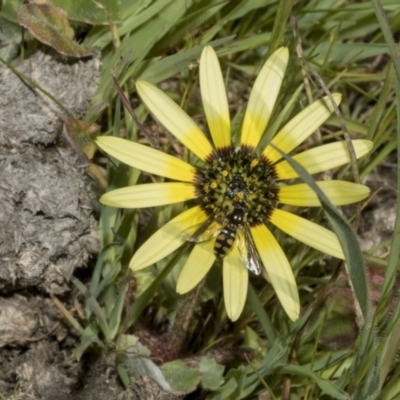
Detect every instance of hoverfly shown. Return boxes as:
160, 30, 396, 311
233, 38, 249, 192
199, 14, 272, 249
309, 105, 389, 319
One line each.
181, 204, 263, 275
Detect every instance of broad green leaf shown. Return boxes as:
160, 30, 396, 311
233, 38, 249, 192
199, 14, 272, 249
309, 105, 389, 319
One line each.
50, 0, 121, 24
199, 358, 225, 391
0, 0, 20, 23
18, 3, 95, 57
162, 360, 200, 394
120, 340, 173, 393
206, 377, 238, 400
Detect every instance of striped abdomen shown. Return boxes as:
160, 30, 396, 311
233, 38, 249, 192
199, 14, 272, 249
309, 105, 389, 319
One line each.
214, 224, 237, 257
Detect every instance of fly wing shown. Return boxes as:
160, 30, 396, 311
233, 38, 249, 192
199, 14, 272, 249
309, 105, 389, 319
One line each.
236, 225, 262, 275
180, 216, 221, 243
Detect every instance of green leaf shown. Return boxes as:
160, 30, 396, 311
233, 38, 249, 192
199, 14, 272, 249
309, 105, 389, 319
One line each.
127, 245, 188, 327
67, 273, 111, 342
117, 364, 130, 389
73, 324, 103, 360
86, 0, 196, 120
50, 0, 121, 24
248, 284, 276, 344
310, 42, 388, 64
108, 281, 128, 340
199, 358, 225, 391
139, 36, 235, 84
206, 377, 238, 400
369, 1, 400, 395
149, 0, 229, 52
267, 0, 293, 57
224, 0, 275, 20
162, 360, 200, 395
280, 365, 350, 400
0, 16, 21, 61
0, 0, 20, 23
119, 338, 173, 393
18, 3, 95, 57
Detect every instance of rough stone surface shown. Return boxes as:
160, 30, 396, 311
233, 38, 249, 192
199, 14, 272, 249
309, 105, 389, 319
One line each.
0, 51, 99, 294
0, 51, 101, 398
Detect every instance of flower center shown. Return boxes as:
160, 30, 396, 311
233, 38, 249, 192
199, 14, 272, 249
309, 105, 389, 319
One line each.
195, 146, 279, 226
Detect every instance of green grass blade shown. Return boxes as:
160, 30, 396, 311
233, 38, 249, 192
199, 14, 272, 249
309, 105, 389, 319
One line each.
67, 274, 111, 342
267, 0, 293, 56
279, 365, 350, 400
108, 281, 129, 340
127, 245, 188, 327
139, 36, 235, 83
369, 0, 400, 388
269, 142, 378, 393
248, 284, 276, 344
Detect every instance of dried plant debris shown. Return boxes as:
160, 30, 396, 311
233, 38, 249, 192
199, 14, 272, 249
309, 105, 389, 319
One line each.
0, 51, 100, 294
0, 51, 100, 147
9, 348, 176, 400
0, 295, 67, 348
14, 342, 75, 400
18, 4, 96, 58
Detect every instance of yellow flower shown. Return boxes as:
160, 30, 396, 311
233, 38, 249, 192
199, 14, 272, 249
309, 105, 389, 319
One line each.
96, 46, 372, 322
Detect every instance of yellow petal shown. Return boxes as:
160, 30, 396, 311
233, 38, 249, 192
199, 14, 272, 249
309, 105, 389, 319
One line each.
278, 181, 370, 207
200, 46, 231, 150
275, 139, 373, 180
251, 224, 299, 321
241, 47, 289, 148
100, 182, 197, 208
96, 136, 197, 182
270, 208, 344, 259
136, 80, 214, 161
130, 206, 207, 270
176, 240, 216, 294
223, 247, 248, 321
263, 94, 342, 163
